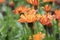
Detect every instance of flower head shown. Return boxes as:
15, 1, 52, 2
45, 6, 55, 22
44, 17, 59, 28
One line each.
13, 5, 30, 14
18, 14, 37, 23
13, 6, 37, 15
54, 10, 60, 20
26, 0, 39, 6
29, 32, 45, 40
43, 4, 51, 12
39, 13, 53, 27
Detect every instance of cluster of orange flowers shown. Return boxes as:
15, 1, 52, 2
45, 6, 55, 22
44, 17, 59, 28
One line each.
14, 5, 54, 27
29, 32, 45, 40
13, 0, 60, 27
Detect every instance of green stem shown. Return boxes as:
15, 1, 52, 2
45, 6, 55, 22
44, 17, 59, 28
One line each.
56, 20, 59, 33
46, 28, 49, 40
21, 23, 26, 40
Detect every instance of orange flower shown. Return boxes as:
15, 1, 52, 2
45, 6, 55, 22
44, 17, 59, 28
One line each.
0, 0, 5, 4
13, 5, 30, 14
13, 6, 37, 15
18, 14, 37, 23
26, 0, 39, 6
43, 0, 54, 2
39, 13, 53, 27
29, 32, 45, 40
54, 10, 60, 20
43, 4, 51, 12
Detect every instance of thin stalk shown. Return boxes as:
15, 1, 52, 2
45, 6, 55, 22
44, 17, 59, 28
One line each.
21, 23, 26, 40
25, 23, 30, 39
52, 20, 55, 40
56, 20, 60, 40
56, 20, 59, 33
